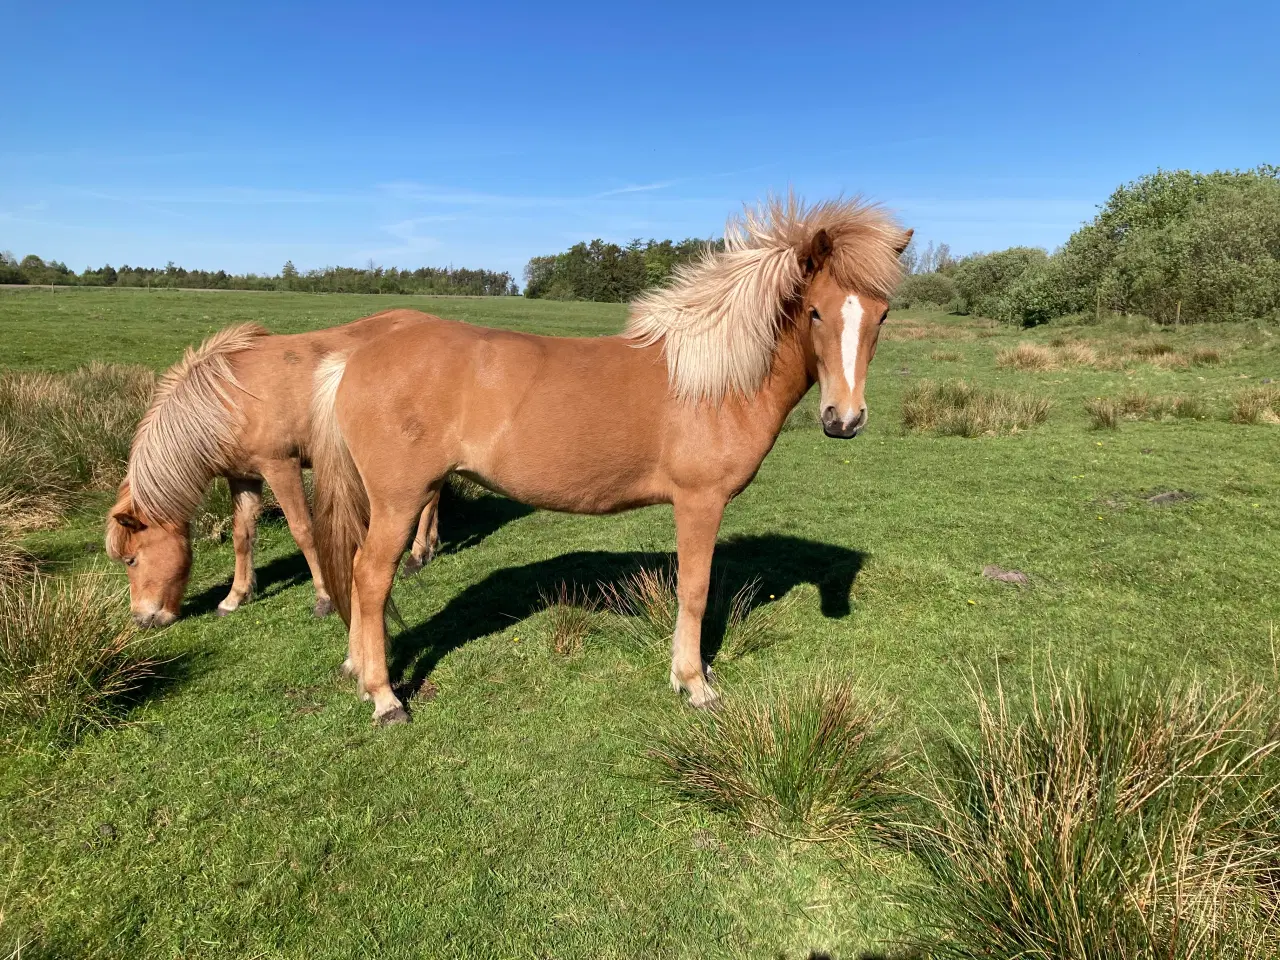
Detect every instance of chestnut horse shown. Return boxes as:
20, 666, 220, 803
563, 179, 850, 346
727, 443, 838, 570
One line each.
312, 197, 911, 723
105, 311, 441, 627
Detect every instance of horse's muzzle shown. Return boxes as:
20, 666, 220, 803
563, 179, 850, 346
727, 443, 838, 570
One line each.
133, 609, 177, 629
821, 406, 867, 439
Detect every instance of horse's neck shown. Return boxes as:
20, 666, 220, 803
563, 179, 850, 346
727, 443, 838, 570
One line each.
748, 320, 814, 431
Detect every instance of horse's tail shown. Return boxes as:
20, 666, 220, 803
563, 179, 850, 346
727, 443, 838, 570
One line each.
310, 354, 368, 626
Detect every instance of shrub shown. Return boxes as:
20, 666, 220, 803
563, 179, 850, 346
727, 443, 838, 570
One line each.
902, 672, 1280, 960
648, 677, 905, 838
902, 380, 1051, 437
950, 247, 1049, 318
0, 572, 157, 741
891, 271, 958, 310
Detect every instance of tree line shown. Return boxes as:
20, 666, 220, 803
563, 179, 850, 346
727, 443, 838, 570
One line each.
893, 165, 1280, 325
0, 254, 518, 296
523, 237, 723, 302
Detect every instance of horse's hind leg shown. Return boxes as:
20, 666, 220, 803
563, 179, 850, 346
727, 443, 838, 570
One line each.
354, 499, 427, 724
261, 459, 333, 617
401, 491, 440, 578
670, 493, 726, 708
217, 477, 263, 616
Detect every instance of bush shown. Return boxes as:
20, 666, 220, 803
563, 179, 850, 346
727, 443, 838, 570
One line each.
902, 672, 1280, 959
950, 247, 1049, 318
891, 271, 957, 310
648, 677, 905, 838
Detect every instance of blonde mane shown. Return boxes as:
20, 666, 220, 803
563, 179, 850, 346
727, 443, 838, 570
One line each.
625, 195, 907, 403
125, 324, 270, 526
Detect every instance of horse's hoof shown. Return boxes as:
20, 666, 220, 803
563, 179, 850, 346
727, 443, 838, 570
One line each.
688, 685, 721, 710
313, 597, 334, 618
216, 604, 235, 618
375, 706, 410, 727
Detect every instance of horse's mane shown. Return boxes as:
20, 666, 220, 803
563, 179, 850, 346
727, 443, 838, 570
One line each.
625, 194, 907, 403
125, 323, 270, 526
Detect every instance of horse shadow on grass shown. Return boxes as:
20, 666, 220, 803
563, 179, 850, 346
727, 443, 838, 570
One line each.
184, 483, 534, 617
390, 534, 866, 701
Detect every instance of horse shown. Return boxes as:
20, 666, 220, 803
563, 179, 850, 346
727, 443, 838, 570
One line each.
105, 310, 442, 628
310, 196, 911, 724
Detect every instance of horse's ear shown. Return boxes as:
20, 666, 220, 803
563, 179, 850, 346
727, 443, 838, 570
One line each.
112, 511, 144, 532
894, 228, 914, 255
802, 229, 834, 276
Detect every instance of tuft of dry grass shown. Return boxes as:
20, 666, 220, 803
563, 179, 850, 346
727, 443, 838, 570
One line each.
930, 349, 962, 362
0, 571, 158, 741
537, 582, 598, 656
1172, 395, 1210, 420
0, 363, 154, 531
648, 676, 906, 839
1190, 346, 1223, 366
996, 343, 1054, 371
902, 671, 1280, 960
1054, 341, 1099, 366
1085, 397, 1120, 430
715, 579, 796, 662
601, 564, 679, 651
1231, 385, 1280, 425
902, 380, 1051, 438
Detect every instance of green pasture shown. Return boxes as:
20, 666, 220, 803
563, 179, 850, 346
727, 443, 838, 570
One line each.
1, 287, 1278, 958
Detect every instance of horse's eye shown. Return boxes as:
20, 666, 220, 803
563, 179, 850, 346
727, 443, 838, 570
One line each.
879, 311, 888, 325
125, 557, 137, 567
810, 307, 821, 323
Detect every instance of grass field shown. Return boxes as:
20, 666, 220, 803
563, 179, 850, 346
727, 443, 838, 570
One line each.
2, 287, 1278, 958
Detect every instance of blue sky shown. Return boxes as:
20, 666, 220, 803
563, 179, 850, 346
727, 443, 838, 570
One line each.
1, 1, 1276, 282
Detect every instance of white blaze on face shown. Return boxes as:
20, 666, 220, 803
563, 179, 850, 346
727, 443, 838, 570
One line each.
840, 294, 864, 396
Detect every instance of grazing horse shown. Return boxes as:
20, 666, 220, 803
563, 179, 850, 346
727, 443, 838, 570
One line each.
105, 311, 441, 627
311, 197, 911, 724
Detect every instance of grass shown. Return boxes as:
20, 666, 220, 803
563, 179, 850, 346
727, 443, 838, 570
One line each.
0, 363, 153, 530
0, 289, 1278, 958
648, 676, 905, 839
537, 582, 598, 656
0, 570, 156, 742
903, 671, 1280, 959
1232, 384, 1280, 424
902, 379, 1051, 436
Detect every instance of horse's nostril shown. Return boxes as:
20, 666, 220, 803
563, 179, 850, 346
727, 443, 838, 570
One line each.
821, 406, 838, 427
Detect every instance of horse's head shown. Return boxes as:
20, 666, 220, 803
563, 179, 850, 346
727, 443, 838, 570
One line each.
799, 226, 912, 438
105, 485, 191, 628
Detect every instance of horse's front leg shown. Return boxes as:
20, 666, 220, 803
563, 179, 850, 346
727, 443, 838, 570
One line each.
217, 477, 263, 616
260, 459, 333, 617
671, 494, 727, 708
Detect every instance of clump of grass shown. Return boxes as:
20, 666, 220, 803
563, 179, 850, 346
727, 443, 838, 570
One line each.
1085, 397, 1120, 430
0, 364, 154, 530
902, 671, 1280, 960
1172, 395, 1210, 419
601, 564, 678, 651
930, 349, 962, 362
538, 582, 597, 656
996, 343, 1053, 371
716, 579, 795, 662
1191, 346, 1224, 366
0, 572, 158, 741
648, 676, 906, 838
1231, 385, 1280, 425
902, 380, 1051, 437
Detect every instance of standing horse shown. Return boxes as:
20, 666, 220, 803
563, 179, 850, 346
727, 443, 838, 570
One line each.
311, 197, 911, 724
105, 311, 441, 627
